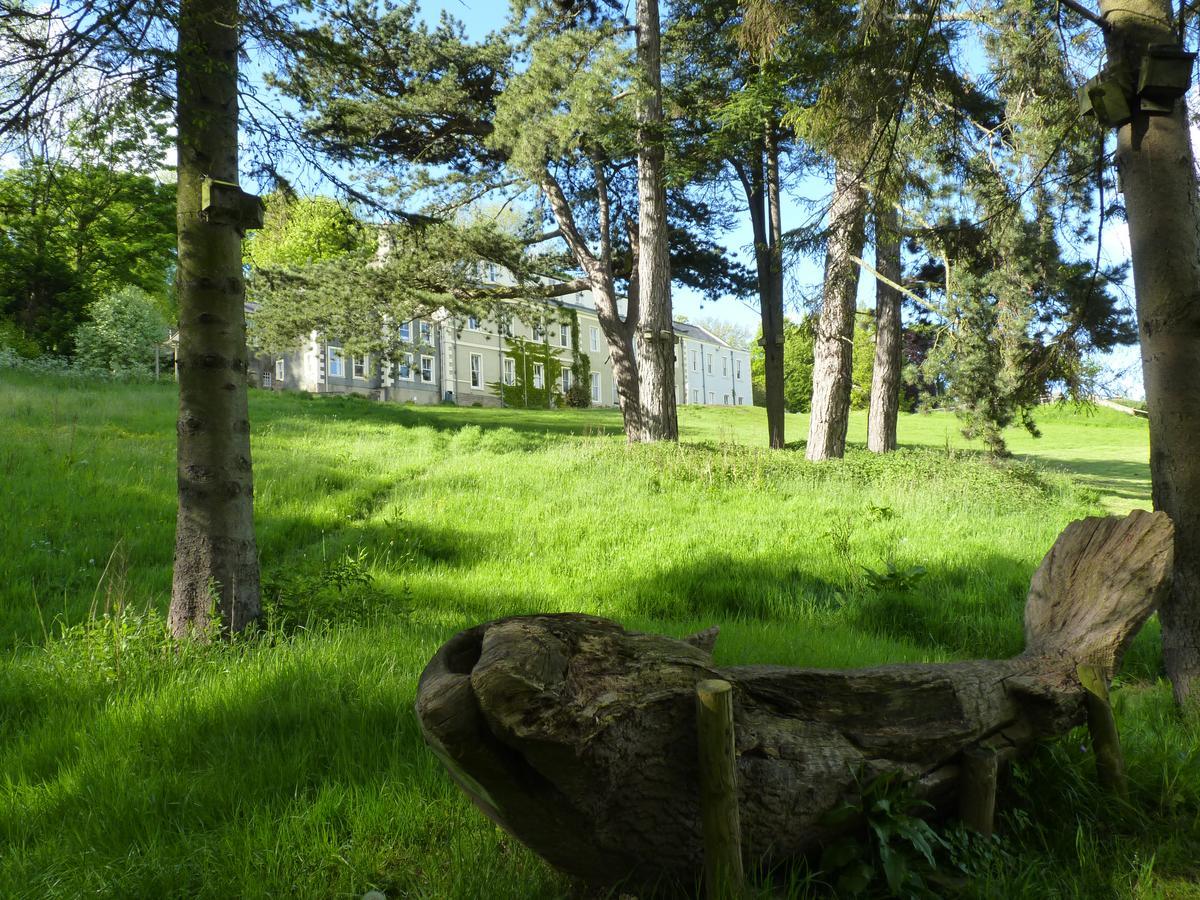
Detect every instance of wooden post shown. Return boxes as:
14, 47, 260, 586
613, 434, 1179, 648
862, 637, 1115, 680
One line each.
1077, 664, 1129, 799
696, 679, 743, 899
958, 746, 998, 837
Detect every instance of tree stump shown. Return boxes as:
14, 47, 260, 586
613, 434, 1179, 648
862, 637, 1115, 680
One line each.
416, 510, 1172, 887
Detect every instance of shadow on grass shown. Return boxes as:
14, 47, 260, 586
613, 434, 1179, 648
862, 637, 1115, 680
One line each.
619, 549, 1163, 672
1021, 454, 1151, 506
264, 391, 628, 438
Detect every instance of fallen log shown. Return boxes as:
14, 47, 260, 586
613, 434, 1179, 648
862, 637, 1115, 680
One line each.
415, 510, 1173, 887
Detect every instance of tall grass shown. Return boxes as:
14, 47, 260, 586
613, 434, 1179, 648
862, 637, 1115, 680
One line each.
1, 370, 1186, 899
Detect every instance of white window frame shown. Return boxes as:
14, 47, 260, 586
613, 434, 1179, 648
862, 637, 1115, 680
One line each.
706, 354, 712, 374
399, 321, 412, 342
352, 355, 368, 379
591, 371, 601, 402
691, 389, 700, 403
261, 369, 272, 388
708, 391, 715, 404
533, 363, 544, 389
502, 356, 515, 385
560, 323, 571, 347
724, 394, 730, 405
590, 326, 600, 352
533, 323, 545, 342
419, 321, 432, 344
420, 355, 434, 383
470, 353, 482, 389
275, 357, 285, 382
736, 358, 743, 379
722, 357, 728, 377
691, 349, 698, 372
562, 369, 572, 393
467, 315, 480, 331
398, 352, 414, 381
328, 346, 344, 378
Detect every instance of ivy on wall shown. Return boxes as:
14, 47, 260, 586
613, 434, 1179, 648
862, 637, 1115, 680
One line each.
492, 334, 564, 408
564, 308, 592, 408
488, 308, 594, 409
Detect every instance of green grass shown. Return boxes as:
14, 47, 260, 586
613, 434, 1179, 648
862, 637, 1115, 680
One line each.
2, 370, 1192, 899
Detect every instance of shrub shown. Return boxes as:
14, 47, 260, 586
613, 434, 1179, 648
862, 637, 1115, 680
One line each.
72, 285, 168, 375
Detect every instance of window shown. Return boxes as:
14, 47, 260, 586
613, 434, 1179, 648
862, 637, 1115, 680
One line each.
470, 353, 482, 389
612, 377, 619, 405
722, 357, 728, 377
420, 355, 434, 383
502, 356, 515, 385
560, 323, 571, 347
691, 349, 698, 372
692, 389, 700, 404
533, 363, 544, 389
590, 326, 599, 352
736, 358, 743, 379
708, 391, 715, 404
398, 352, 414, 380
352, 356, 368, 379
419, 321, 432, 344
591, 372, 601, 402
561, 369, 572, 393
724, 394, 730, 405
467, 315, 480, 330
399, 321, 411, 341
500, 316, 512, 336
533, 323, 544, 342
275, 358, 285, 382
706, 354, 712, 374
260, 369, 272, 388
328, 347, 344, 377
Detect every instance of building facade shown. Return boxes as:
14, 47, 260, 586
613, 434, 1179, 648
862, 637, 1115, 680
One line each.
249, 287, 751, 409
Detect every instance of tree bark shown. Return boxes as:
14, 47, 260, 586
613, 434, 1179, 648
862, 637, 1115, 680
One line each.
634, 0, 678, 442
169, 0, 261, 637
738, 150, 786, 449
537, 168, 643, 440
867, 205, 901, 453
1100, 0, 1200, 705
417, 511, 1173, 888
807, 161, 868, 460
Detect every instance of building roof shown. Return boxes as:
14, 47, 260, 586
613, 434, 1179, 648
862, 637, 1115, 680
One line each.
672, 321, 734, 349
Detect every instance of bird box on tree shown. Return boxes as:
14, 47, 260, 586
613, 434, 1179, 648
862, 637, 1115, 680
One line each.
201, 176, 265, 231
1137, 44, 1196, 114
1085, 63, 1134, 127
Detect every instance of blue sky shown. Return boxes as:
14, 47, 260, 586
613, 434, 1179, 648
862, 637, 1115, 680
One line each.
424, 1, 1147, 395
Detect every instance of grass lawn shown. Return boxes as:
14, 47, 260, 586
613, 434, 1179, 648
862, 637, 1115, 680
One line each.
1, 370, 1194, 899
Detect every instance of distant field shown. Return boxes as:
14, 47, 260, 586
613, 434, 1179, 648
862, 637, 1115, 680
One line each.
1, 370, 1190, 900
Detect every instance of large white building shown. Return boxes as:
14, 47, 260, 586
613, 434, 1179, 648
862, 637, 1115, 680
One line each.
249, 283, 751, 409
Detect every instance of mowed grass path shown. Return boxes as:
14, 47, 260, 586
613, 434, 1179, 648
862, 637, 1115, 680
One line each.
2, 371, 1193, 900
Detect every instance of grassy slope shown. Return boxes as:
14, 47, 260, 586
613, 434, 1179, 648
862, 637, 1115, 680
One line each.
2, 371, 1195, 899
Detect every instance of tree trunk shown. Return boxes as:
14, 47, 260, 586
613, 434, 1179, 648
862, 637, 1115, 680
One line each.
807, 161, 868, 460
1100, 0, 1200, 705
868, 206, 901, 453
634, 0, 678, 442
417, 511, 1172, 888
740, 150, 786, 449
537, 168, 644, 440
169, 0, 261, 637
762, 131, 786, 449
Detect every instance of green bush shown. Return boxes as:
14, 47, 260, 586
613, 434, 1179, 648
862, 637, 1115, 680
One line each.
73, 285, 168, 375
